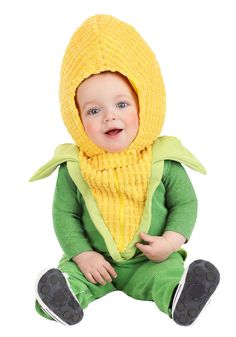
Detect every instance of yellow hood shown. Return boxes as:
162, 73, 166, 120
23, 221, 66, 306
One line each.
59, 14, 166, 157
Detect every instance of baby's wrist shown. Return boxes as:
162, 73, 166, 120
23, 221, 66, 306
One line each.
162, 236, 175, 253
162, 231, 186, 252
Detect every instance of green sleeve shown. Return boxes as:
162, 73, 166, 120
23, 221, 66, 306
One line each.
52, 163, 93, 260
162, 160, 198, 241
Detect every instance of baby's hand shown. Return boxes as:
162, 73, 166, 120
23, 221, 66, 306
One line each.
136, 232, 173, 262
73, 251, 117, 285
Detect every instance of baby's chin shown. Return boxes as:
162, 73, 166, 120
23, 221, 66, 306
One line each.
103, 132, 138, 153
103, 146, 129, 153
101, 141, 132, 153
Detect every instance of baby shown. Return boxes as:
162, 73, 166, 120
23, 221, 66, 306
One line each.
31, 14, 220, 326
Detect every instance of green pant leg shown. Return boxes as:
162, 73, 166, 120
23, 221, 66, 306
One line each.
58, 255, 116, 309
113, 251, 185, 317
35, 255, 116, 321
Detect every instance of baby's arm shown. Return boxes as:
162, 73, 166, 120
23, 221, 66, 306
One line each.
162, 160, 198, 240
53, 163, 93, 258
53, 163, 117, 285
162, 230, 186, 250
136, 231, 185, 262
136, 160, 197, 262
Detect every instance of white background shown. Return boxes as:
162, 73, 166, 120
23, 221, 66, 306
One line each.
0, 0, 235, 335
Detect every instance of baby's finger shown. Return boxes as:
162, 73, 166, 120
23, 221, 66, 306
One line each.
86, 272, 97, 284
104, 261, 117, 279
93, 270, 107, 285
136, 242, 152, 255
100, 267, 113, 283
140, 232, 155, 243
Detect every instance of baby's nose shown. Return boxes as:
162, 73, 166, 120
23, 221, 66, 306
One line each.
105, 116, 116, 122
104, 110, 117, 122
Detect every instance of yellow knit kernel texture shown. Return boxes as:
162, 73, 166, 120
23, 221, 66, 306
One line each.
59, 14, 166, 156
79, 147, 152, 252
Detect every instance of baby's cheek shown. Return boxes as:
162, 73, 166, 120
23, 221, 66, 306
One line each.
83, 121, 101, 143
83, 121, 94, 137
128, 112, 139, 133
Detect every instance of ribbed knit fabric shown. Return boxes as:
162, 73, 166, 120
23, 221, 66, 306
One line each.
79, 147, 152, 252
59, 14, 166, 155
59, 14, 166, 252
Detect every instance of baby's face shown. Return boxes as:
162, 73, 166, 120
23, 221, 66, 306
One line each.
75, 72, 139, 153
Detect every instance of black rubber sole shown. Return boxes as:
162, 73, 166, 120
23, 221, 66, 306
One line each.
172, 259, 220, 326
37, 268, 84, 325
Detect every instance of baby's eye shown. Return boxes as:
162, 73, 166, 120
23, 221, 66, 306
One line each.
116, 101, 128, 109
88, 108, 100, 116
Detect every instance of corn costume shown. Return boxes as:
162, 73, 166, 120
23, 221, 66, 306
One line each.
31, 14, 215, 324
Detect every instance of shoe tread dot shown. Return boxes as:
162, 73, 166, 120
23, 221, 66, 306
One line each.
178, 314, 188, 324
176, 301, 185, 311
206, 272, 216, 281
188, 308, 198, 318
63, 311, 71, 319
72, 313, 82, 322
50, 275, 59, 284
194, 266, 204, 276
41, 285, 50, 294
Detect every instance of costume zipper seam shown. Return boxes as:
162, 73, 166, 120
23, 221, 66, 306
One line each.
113, 170, 124, 252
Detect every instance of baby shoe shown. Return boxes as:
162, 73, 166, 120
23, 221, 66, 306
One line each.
171, 259, 220, 326
36, 268, 84, 325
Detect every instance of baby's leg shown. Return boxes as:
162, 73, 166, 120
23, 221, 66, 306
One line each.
114, 251, 184, 317
58, 255, 116, 309
35, 255, 116, 324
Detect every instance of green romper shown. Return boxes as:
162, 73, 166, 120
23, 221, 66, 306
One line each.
30, 136, 206, 319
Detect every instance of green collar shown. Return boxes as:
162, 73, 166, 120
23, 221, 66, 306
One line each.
30, 136, 206, 182
152, 136, 206, 174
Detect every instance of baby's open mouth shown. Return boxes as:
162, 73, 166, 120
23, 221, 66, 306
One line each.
105, 129, 123, 136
